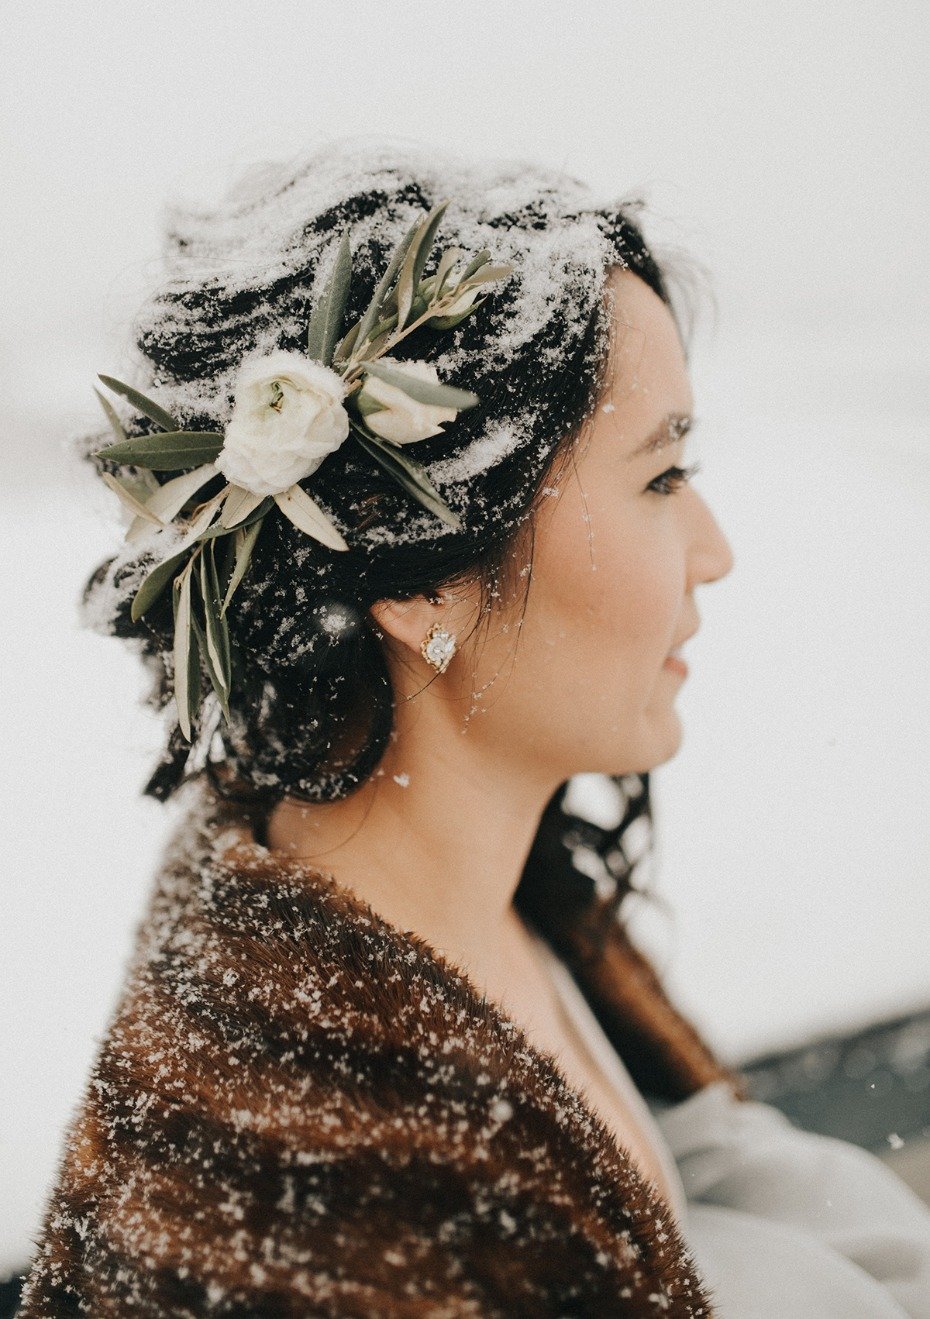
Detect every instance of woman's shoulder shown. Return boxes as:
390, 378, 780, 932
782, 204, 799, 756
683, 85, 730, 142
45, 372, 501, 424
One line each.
650, 1078, 930, 1315
18, 787, 723, 1317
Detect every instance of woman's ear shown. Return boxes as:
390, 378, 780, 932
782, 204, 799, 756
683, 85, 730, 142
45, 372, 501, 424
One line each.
369, 594, 446, 653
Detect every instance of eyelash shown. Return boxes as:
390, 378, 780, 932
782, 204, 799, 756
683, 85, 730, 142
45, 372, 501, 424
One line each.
647, 461, 703, 496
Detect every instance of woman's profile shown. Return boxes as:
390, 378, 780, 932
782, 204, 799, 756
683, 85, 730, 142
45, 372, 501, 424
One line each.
18, 138, 930, 1316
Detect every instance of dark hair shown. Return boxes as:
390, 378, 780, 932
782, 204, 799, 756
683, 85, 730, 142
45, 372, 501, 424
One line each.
79, 138, 701, 956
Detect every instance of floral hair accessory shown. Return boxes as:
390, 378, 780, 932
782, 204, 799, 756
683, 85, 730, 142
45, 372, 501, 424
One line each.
91, 198, 512, 742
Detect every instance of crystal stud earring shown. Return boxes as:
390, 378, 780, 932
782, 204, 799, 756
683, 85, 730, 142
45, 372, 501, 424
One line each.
420, 621, 457, 674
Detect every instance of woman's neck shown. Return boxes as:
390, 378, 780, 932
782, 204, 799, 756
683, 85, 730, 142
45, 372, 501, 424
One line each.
262, 731, 560, 998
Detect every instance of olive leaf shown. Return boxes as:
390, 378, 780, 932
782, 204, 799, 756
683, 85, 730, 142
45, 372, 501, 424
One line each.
197, 541, 232, 707
126, 463, 220, 543
171, 558, 200, 742
93, 386, 128, 445
350, 256, 510, 366
200, 495, 272, 542
332, 317, 362, 367
422, 262, 511, 331
431, 246, 466, 299
456, 262, 513, 289
411, 207, 453, 290
428, 294, 490, 331
373, 285, 432, 336
350, 208, 425, 360
394, 198, 450, 334
355, 391, 388, 419
146, 463, 219, 517
132, 548, 187, 623
94, 431, 225, 471
205, 539, 232, 683
130, 489, 229, 622
361, 359, 479, 412
459, 248, 492, 281
189, 610, 230, 725
119, 469, 161, 507
352, 325, 394, 364
272, 484, 350, 552
306, 230, 353, 368
365, 309, 401, 343
349, 422, 462, 531
220, 483, 266, 529
220, 518, 262, 616
99, 470, 166, 527
97, 374, 179, 432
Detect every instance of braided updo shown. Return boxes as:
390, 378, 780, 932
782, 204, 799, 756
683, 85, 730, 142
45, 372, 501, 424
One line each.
80, 136, 696, 958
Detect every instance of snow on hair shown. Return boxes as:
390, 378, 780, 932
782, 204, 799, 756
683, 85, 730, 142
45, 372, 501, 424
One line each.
77, 135, 672, 821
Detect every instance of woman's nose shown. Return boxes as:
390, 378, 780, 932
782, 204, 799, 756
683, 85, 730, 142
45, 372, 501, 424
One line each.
690, 492, 735, 588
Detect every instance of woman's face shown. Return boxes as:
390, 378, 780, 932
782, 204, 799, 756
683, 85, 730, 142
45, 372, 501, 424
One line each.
448, 266, 735, 783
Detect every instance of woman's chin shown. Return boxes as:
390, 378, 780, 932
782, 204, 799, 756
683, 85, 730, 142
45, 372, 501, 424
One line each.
642, 707, 685, 768
588, 715, 683, 779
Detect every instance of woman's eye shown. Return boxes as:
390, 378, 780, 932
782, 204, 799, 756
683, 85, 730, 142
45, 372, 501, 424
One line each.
647, 461, 702, 496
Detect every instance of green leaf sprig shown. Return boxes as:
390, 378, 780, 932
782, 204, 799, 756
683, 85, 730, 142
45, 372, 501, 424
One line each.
90, 197, 513, 744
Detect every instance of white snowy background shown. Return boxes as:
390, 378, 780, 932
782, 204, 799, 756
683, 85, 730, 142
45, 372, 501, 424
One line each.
2, 0, 928, 1274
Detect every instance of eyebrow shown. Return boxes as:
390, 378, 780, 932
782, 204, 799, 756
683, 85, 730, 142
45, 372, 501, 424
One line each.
626, 413, 694, 461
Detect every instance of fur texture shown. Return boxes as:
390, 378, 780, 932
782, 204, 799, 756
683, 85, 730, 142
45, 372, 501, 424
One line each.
19, 781, 748, 1317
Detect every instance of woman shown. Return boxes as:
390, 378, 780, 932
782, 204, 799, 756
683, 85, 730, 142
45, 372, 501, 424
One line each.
19, 139, 930, 1316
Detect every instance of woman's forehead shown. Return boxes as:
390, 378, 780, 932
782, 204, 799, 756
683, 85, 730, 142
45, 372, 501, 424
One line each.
601, 271, 693, 437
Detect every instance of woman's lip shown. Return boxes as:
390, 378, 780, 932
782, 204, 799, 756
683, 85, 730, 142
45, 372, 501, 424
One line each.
664, 655, 688, 677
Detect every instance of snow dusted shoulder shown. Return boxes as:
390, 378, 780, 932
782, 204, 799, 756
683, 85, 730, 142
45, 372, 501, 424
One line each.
17, 776, 743, 1317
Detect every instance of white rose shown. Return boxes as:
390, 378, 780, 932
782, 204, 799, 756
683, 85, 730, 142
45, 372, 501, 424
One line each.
357, 359, 458, 446
215, 350, 350, 497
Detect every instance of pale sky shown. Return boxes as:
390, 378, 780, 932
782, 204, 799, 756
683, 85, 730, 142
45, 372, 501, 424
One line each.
2, 0, 927, 465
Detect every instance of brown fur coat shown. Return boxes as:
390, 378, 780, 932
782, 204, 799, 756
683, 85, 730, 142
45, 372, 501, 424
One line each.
19, 781, 748, 1317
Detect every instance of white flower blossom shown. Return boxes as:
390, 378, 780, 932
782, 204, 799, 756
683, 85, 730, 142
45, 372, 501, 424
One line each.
215, 350, 350, 497
358, 359, 458, 446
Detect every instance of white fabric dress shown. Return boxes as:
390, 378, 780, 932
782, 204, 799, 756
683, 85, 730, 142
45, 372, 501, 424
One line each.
527, 930, 930, 1318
